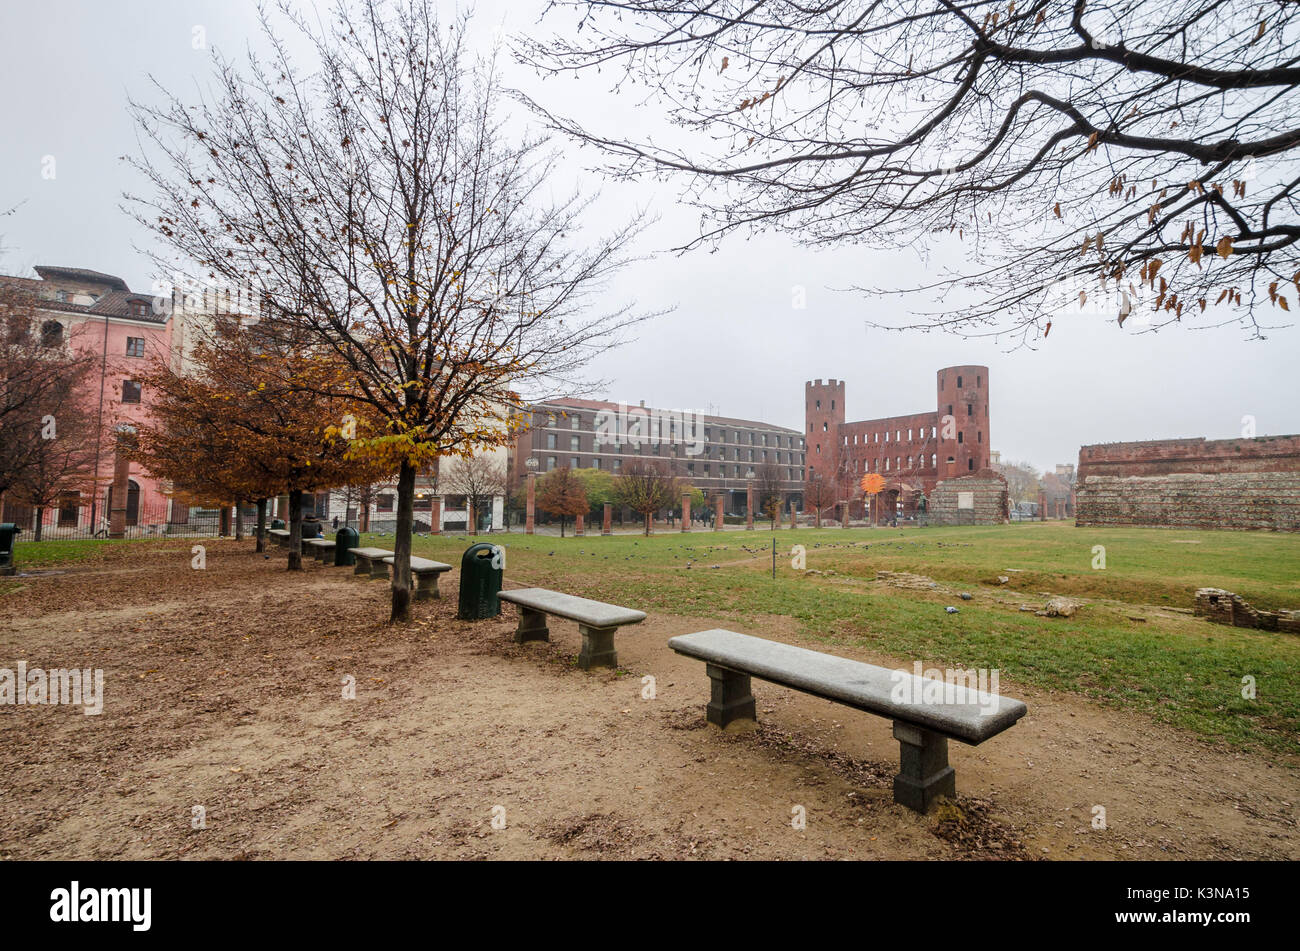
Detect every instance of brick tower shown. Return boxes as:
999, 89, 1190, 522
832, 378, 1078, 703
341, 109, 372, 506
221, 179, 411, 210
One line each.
804, 378, 845, 481
935, 365, 990, 479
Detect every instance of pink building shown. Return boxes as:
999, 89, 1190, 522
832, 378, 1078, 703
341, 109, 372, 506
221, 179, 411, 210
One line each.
1, 265, 175, 535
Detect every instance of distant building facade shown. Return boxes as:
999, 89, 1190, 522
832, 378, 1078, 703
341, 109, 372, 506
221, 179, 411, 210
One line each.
514, 398, 806, 513
805, 366, 992, 517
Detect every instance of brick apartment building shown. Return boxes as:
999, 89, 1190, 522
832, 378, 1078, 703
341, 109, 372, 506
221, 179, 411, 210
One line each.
514, 398, 806, 514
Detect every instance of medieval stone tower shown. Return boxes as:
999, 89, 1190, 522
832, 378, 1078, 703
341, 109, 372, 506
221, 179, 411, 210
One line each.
804, 366, 991, 496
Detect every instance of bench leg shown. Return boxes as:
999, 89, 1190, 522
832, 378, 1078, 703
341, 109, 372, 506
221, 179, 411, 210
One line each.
370, 560, 390, 580
891, 721, 956, 813
412, 572, 440, 601
577, 624, 617, 670
352, 558, 370, 576
705, 664, 756, 727
514, 606, 550, 644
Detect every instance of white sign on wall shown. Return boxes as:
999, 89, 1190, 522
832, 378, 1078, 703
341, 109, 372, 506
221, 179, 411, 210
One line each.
957, 491, 975, 510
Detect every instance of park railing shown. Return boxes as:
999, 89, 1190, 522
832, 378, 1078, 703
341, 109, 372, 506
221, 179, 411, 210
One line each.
4, 493, 254, 541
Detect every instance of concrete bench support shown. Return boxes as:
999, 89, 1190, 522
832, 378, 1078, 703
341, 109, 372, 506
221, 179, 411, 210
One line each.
892, 721, 956, 813
706, 664, 756, 727
577, 624, 619, 671
513, 605, 550, 644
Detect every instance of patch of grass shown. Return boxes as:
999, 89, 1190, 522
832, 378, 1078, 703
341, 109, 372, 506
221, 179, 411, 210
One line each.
379, 523, 1300, 755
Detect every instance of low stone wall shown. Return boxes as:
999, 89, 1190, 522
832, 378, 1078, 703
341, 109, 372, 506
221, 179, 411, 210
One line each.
928, 472, 1008, 526
1194, 587, 1300, 634
1076, 472, 1300, 531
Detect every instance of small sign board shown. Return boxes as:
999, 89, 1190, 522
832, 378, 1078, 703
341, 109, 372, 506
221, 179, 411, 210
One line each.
957, 491, 975, 510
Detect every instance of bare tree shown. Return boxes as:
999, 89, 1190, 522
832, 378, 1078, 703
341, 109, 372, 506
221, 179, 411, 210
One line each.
128, 0, 648, 621
804, 473, 836, 528
440, 453, 507, 534
615, 459, 679, 535
754, 461, 784, 529
522, 0, 1300, 341
0, 285, 96, 500
994, 458, 1042, 506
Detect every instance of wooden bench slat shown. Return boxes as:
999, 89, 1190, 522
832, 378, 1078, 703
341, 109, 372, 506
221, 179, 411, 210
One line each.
499, 587, 646, 629
668, 629, 1025, 745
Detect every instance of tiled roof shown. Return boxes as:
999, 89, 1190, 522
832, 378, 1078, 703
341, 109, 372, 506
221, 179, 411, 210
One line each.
33, 265, 130, 292
86, 289, 165, 323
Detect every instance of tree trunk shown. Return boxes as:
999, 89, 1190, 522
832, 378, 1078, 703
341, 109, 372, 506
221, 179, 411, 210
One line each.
33, 507, 44, 542
560, 515, 566, 538
643, 511, 651, 536
255, 498, 267, 553
234, 503, 244, 541
287, 488, 304, 571
390, 459, 415, 623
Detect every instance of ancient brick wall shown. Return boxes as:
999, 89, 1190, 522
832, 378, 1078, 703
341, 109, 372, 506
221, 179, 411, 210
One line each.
928, 470, 1009, 526
1076, 472, 1300, 531
1078, 435, 1300, 479
1075, 434, 1300, 531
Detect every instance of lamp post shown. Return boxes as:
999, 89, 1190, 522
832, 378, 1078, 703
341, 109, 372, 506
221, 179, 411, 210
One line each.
745, 469, 755, 531
525, 456, 538, 535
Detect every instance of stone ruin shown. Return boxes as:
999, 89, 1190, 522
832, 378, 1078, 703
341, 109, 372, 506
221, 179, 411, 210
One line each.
1194, 588, 1300, 634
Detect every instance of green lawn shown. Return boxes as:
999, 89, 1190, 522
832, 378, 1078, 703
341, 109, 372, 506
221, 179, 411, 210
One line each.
12, 522, 1300, 755
383, 522, 1300, 755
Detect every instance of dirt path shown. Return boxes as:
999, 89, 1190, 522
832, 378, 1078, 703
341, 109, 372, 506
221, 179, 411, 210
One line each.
0, 542, 1295, 860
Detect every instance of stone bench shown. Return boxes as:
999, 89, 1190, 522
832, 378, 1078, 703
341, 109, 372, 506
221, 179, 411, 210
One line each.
497, 587, 646, 670
348, 547, 395, 578
304, 538, 336, 562
268, 529, 290, 548
668, 629, 1027, 813
382, 555, 452, 600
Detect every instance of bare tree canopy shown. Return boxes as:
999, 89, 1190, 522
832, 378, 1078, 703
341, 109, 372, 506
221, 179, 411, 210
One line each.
521, 0, 1300, 341
127, 0, 649, 620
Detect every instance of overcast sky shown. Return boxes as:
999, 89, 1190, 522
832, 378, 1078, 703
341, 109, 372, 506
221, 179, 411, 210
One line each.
2, 0, 1296, 475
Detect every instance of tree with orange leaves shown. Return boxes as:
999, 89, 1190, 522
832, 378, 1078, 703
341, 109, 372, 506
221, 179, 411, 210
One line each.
132, 315, 394, 569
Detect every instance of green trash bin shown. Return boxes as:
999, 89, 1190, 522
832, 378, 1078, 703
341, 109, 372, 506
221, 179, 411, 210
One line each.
271, 518, 285, 531
335, 526, 359, 566
458, 542, 503, 620
0, 523, 18, 576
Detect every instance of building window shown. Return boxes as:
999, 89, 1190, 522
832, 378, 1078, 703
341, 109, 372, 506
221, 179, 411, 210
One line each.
592, 458, 601, 469
129, 300, 150, 318
570, 415, 580, 429
547, 456, 556, 470
976, 375, 981, 387
968, 404, 973, 416
571, 457, 579, 468
121, 380, 142, 404
957, 375, 963, 388
40, 320, 63, 347
55, 289, 69, 303
978, 431, 982, 443
126, 337, 145, 357
377, 494, 394, 512
570, 435, 579, 451
815, 400, 821, 409
546, 433, 556, 450
968, 459, 975, 471
957, 432, 964, 444
612, 459, 621, 471
931, 454, 937, 467
885, 458, 891, 471
947, 456, 955, 465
